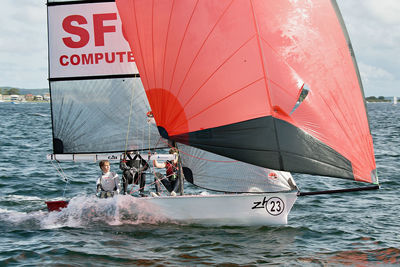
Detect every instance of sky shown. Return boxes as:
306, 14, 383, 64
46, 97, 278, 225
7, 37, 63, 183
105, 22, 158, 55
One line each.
0, 0, 399, 97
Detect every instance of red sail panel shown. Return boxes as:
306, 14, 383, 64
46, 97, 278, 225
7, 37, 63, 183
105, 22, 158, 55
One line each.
251, 0, 376, 182
117, 0, 274, 135
116, 0, 376, 183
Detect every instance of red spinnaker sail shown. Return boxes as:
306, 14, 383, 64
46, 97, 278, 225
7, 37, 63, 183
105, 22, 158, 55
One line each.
116, 0, 377, 183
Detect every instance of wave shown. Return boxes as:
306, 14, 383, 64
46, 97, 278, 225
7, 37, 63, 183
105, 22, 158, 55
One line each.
306, 247, 400, 265
0, 195, 177, 230
29, 113, 50, 117
1, 195, 43, 202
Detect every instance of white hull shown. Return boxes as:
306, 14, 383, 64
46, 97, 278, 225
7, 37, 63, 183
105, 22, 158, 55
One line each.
140, 192, 298, 226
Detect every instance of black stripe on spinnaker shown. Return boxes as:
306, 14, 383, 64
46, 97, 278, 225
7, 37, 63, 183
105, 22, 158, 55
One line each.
172, 116, 354, 180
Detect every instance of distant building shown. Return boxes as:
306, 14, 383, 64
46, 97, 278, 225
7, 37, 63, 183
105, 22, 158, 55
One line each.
25, 94, 34, 101
35, 95, 43, 101
10, 95, 20, 101
43, 93, 50, 101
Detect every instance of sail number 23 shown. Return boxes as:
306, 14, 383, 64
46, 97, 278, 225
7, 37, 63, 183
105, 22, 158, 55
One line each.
252, 197, 285, 216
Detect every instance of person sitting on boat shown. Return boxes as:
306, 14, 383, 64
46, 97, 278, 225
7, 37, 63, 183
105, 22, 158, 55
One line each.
151, 147, 180, 197
119, 151, 149, 196
96, 160, 121, 198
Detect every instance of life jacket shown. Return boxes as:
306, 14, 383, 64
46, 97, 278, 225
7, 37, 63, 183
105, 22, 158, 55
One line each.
165, 160, 178, 181
99, 172, 118, 192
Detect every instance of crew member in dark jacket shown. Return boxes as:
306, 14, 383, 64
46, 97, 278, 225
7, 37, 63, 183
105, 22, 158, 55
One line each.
120, 151, 149, 196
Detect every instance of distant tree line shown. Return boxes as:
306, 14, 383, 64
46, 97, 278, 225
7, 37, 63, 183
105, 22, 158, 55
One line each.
0, 88, 20, 95
365, 96, 389, 102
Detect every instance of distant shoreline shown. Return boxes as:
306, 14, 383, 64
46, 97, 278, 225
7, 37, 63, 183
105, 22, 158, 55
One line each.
0, 100, 49, 103
0, 87, 395, 103
365, 96, 392, 103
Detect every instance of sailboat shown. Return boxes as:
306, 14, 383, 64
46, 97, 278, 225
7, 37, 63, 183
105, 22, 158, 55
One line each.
45, 0, 378, 225
394, 96, 397, 105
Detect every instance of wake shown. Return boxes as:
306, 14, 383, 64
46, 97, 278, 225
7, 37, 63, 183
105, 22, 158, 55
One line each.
0, 195, 174, 229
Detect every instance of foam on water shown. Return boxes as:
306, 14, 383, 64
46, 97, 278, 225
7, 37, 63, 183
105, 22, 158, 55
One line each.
1, 195, 175, 230
0, 207, 46, 226
29, 113, 49, 117
53, 195, 173, 227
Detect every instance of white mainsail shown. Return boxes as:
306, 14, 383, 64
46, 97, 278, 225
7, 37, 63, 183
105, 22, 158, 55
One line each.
47, 1, 166, 155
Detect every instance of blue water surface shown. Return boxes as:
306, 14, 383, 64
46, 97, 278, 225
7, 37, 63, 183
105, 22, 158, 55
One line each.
0, 102, 399, 266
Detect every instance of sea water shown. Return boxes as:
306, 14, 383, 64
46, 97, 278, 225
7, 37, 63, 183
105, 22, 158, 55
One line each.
0, 102, 399, 266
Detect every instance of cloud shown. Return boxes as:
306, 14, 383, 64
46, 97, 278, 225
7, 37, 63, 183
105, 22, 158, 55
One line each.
365, 0, 400, 25
0, 0, 398, 96
0, 1, 48, 89
336, 0, 400, 96
359, 62, 395, 82
358, 63, 398, 97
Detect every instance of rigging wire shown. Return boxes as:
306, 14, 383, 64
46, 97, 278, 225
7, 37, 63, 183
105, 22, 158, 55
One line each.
148, 113, 151, 157
158, 138, 237, 163
123, 82, 136, 155
128, 173, 171, 196
121, 82, 167, 195
50, 160, 71, 198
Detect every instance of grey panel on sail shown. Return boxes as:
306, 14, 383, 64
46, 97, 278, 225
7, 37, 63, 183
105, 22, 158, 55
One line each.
50, 77, 164, 153
178, 144, 295, 193
173, 116, 353, 180
173, 117, 281, 170
275, 119, 354, 178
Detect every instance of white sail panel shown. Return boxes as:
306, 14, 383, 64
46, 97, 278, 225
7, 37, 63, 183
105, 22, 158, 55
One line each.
48, 1, 138, 78
51, 78, 165, 154
178, 144, 296, 193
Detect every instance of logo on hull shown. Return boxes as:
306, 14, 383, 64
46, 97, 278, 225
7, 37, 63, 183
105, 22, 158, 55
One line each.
252, 196, 285, 216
